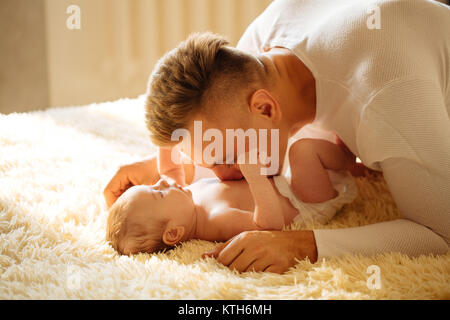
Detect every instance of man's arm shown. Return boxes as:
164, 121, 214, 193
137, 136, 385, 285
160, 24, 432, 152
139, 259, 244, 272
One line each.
203, 150, 450, 274
312, 77, 450, 259
205, 157, 450, 272
313, 157, 449, 259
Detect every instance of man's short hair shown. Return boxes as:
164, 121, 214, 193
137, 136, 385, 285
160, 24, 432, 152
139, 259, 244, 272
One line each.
145, 32, 263, 146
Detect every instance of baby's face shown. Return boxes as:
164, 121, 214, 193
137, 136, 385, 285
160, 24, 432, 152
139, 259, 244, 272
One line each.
124, 179, 195, 231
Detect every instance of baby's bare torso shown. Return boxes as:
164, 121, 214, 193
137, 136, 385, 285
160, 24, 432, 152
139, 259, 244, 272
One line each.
188, 178, 299, 226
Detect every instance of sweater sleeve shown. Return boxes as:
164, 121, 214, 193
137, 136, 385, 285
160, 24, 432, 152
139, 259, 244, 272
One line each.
313, 219, 449, 260
313, 78, 450, 259
313, 156, 449, 259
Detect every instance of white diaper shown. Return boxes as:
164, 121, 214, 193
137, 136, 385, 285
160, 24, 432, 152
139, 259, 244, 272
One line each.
273, 169, 358, 228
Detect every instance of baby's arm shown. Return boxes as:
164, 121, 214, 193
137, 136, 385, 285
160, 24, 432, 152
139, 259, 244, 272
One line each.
206, 207, 266, 241
289, 138, 354, 203
238, 160, 285, 230
206, 158, 284, 236
206, 184, 284, 242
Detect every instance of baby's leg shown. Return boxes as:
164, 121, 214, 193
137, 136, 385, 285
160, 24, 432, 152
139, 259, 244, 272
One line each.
289, 139, 353, 203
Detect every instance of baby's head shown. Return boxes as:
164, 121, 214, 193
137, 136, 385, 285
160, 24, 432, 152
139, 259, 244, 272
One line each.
106, 179, 195, 255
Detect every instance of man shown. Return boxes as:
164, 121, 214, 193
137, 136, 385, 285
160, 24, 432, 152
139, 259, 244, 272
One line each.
104, 0, 450, 273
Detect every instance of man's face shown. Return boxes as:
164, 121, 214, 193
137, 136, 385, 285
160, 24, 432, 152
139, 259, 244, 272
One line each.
181, 104, 287, 180
180, 112, 244, 180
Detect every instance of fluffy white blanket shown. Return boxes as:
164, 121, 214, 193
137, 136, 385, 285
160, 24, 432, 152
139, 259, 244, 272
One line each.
0, 96, 448, 299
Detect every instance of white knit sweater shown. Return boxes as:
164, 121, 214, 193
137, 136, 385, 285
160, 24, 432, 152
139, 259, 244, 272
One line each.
237, 0, 450, 260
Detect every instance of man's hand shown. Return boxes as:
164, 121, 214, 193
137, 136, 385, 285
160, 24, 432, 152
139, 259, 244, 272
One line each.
202, 230, 318, 273
103, 156, 160, 208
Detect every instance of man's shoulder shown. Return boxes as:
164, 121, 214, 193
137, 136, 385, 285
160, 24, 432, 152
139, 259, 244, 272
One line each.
236, 0, 338, 53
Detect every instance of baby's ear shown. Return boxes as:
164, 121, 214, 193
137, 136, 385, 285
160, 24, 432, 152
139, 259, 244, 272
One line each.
162, 226, 185, 246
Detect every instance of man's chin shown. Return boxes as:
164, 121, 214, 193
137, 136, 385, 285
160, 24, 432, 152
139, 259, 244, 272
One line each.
217, 171, 244, 181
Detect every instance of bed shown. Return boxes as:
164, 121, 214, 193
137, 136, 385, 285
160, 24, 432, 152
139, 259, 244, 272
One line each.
0, 96, 448, 299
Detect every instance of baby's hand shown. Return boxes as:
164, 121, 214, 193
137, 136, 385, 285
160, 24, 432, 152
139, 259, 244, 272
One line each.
237, 150, 284, 230
237, 151, 265, 181
334, 134, 371, 177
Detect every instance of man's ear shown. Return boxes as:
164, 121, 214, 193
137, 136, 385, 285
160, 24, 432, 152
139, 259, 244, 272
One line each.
162, 226, 185, 246
248, 89, 282, 122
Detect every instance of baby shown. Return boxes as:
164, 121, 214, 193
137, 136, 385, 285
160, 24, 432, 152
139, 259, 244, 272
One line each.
106, 138, 358, 255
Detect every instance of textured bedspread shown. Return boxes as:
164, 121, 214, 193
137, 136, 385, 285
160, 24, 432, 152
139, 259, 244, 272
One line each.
0, 96, 448, 299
